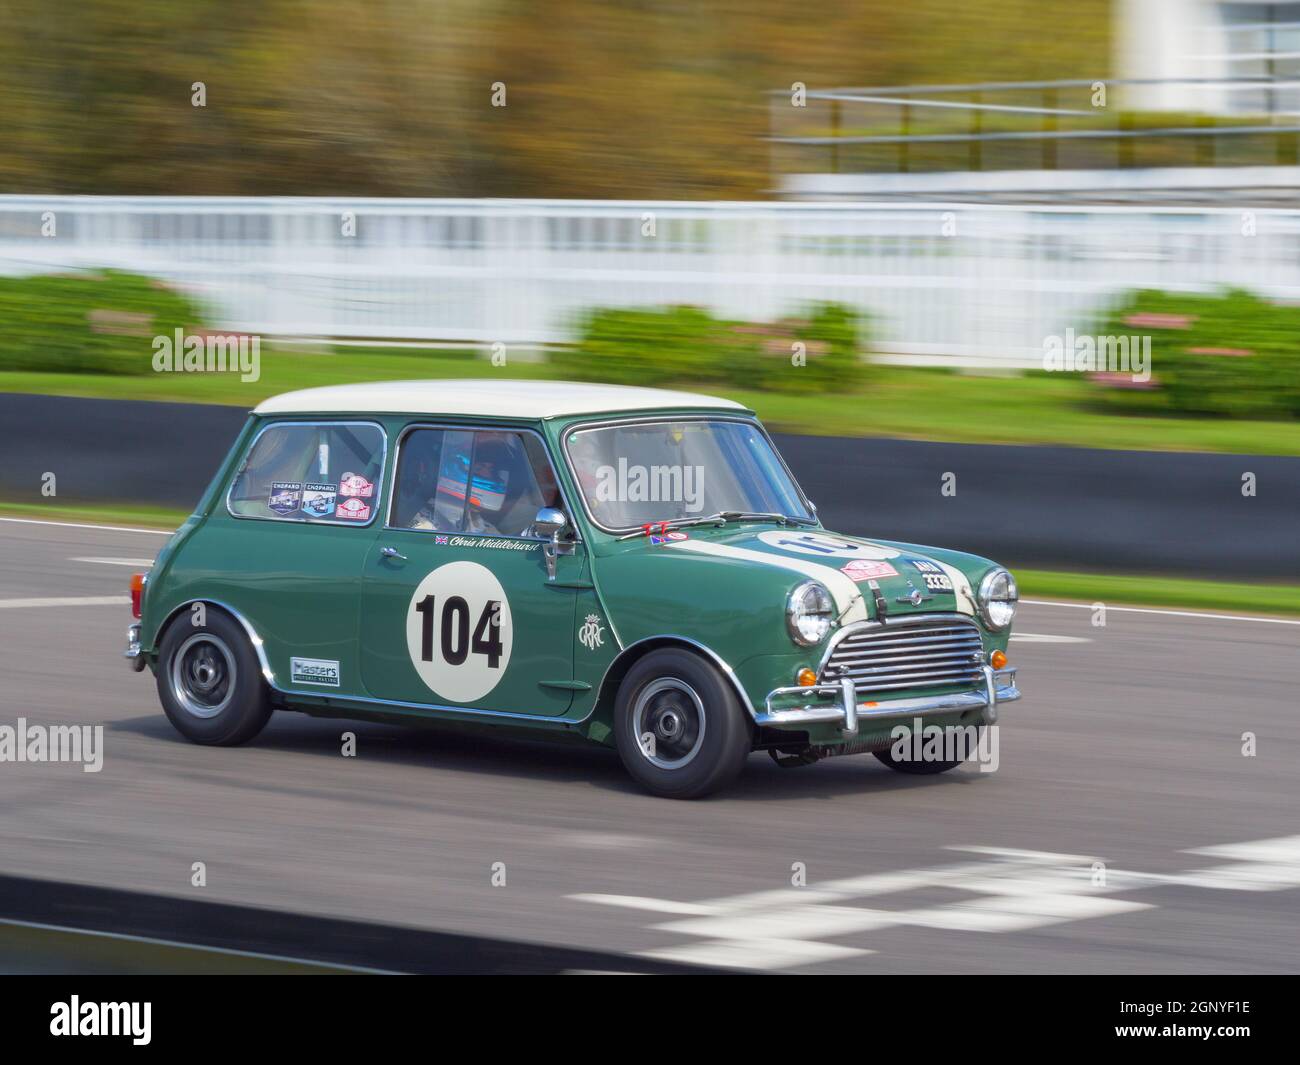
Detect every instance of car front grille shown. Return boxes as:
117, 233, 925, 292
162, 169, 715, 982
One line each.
819, 616, 985, 694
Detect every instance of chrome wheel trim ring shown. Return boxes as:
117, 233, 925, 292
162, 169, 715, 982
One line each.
170, 633, 237, 720
632, 677, 707, 770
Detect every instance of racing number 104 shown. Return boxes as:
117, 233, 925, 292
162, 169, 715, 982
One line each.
414, 595, 503, 669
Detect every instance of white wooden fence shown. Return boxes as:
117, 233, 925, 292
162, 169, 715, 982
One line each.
2, 196, 1297, 367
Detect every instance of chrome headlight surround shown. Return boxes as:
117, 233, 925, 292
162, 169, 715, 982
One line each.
786, 580, 835, 647
977, 568, 1018, 632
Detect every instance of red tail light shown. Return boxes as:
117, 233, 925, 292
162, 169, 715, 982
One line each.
130, 573, 145, 619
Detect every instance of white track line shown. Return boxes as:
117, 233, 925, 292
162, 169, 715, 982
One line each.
1022, 599, 1300, 626
0, 596, 130, 609
70, 556, 155, 567
0, 517, 172, 535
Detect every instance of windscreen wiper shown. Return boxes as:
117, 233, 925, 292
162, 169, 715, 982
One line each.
616, 510, 815, 540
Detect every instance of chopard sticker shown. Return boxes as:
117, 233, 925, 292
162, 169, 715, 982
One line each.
268, 481, 302, 516
336, 498, 371, 521
841, 559, 899, 581
301, 482, 338, 518
291, 657, 340, 687
339, 472, 374, 498
910, 559, 953, 591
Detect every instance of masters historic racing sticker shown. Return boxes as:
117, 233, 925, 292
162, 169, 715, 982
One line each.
909, 558, 954, 592
268, 481, 302, 516
336, 497, 371, 521
301, 482, 338, 519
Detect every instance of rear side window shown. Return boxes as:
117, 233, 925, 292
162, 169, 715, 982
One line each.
227, 422, 386, 525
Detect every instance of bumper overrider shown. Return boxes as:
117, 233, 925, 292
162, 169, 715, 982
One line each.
124, 623, 146, 672
760, 664, 1020, 737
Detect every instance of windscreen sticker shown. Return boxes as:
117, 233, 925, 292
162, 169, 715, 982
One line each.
339, 472, 374, 498
268, 482, 302, 516
301, 482, 338, 519
336, 498, 371, 521
406, 561, 512, 703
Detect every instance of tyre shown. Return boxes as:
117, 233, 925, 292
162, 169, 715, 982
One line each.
156, 608, 273, 746
872, 723, 983, 775
613, 648, 752, 799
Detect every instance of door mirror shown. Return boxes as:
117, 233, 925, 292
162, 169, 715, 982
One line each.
534, 507, 571, 582
533, 506, 568, 541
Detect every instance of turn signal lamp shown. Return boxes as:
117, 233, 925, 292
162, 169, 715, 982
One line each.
990, 649, 1007, 670
130, 573, 145, 619
796, 667, 818, 687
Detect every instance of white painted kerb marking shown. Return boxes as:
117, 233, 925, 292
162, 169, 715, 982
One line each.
572, 835, 1300, 970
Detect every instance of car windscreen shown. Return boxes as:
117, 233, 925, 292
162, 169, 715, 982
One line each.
565, 419, 811, 531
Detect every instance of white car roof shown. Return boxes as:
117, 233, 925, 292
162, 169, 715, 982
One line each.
253, 379, 747, 419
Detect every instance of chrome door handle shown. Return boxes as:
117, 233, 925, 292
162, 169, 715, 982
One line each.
380, 547, 408, 561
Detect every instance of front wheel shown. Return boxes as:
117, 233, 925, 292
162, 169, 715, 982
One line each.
613, 648, 752, 799
156, 609, 273, 746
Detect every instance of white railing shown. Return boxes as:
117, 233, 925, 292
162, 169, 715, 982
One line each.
2, 196, 1298, 367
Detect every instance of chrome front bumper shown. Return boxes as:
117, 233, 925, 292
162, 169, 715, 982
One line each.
124, 623, 146, 672
758, 665, 1019, 736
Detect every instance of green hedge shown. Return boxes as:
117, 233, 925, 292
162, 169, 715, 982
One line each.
0, 270, 209, 375
1093, 289, 1300, 419
555, 302, 867, 394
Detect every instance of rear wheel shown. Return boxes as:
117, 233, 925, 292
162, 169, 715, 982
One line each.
614, 648, 752, 799
156, 609, 272, 746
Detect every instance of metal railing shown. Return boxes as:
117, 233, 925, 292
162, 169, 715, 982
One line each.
2, 195, 1299, 367
768, 78, 1300, 176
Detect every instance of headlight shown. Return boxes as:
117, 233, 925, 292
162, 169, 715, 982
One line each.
786, 580, 835, 646
977, 568, 1018, 631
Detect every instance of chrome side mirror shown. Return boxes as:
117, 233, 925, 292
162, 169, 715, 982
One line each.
533, 506, 568, 541
535, 506, 572, 580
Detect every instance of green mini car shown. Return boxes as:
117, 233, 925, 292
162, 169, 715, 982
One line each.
126, 380, 1020, 798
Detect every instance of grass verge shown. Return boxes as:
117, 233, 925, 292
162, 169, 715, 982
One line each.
3, 501, 1295, 616
2, 346, 1299, 455
1014, 567, 1300, 617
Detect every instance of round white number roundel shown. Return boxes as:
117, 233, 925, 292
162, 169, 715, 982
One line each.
756, 530, 899, 560
405, 561, 512, 703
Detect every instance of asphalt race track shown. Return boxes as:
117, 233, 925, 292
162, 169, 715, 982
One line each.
2, 517, 1298, 973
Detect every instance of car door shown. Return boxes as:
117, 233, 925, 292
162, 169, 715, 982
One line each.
359, 424, 584, 716
189, 419, 388, 698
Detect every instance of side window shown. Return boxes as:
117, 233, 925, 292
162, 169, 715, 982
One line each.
392, 428, 562, 538
227, 422, 385, 524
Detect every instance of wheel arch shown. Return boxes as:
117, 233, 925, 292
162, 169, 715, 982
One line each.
151, 599, 275, 685
586, 634, 756, 740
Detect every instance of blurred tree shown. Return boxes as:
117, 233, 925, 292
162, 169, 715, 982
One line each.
0, 0, 1110, 198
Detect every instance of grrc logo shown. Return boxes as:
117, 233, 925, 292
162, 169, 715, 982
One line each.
50, 996, 151, 1045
